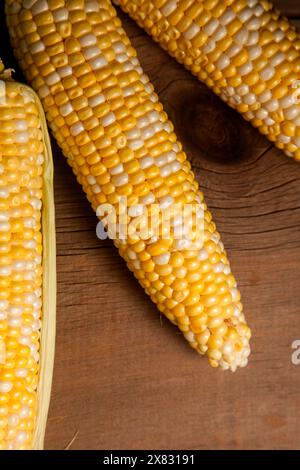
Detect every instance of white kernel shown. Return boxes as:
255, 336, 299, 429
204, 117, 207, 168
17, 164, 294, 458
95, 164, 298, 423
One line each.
30, 197, 42, 210
159, 196, 174, 210
84, 46, 101, 60
19, 406, 30, 419
57, 65, 72, 78
213, 262, 226, 273
90, 56, 108, 70
140, 74, 149, 84
9, 306, 23, 316
87, 175, 96, 185
30, 41, 45, 54
128, 205, 144, 217
204, 18, 219, 36
140, 156, 154, 169
246, 31, 259, 46
15, 368, 28, 378
0, 266, 11, 277
13, 261, 26, 271
239, 61, 253, 76
113, 174, 129, 187
230, 288, 240, 302
112, 41, 126, 53
60, 102, 73, 117
156, 153, 169, 167
203, 39, 216, 54
248, 45, 262, 60
213, 25, 226, 41
238, 8, 252, 22
128, 139, 143, 150
223, 342, 233, 356
223, 265, 231, 275
115, 53, 127, 64
153, 252, 171, 265
31, 319, 42, 331
132, 260, 141, 270
45, 72, 60, 86
137, 116, 149, 128
274, 29, 285, 42
123, 86, 135, 97
161, 0, 178, 16
53, 7, 68, 21
259, 90, 272, 103
256, 108, 268, 120
16, 119, 28, 131
0, 381, 13, 393
15, 431, 28, 445
8, 414, 19, 427
0, 312, 7, 321
243, 93, 256, 105
15, 131, 29, 143
126, 128, 141, 140
88, 93, 105, 107
281, 96, 295, 109
285, 105, 300, 120
92, 184, 101, 194
140, 193, 155, 205
0, 300, 8, 310
141, 126, 155, 140
101, 112, 116, 127
171, 161, 181, 173
237, 84, 249, 96
80, 34, 96, 47
173, 238, 191, 250
278, 134, 291, 144
184, 331, 195, 343
265, 117, 275, 126
8, 317, 21, 328
184, 23, 200, 40
220, 9, 235, 25
247, 17, 262, 30
85, 0, 99, 12
0, 221, 10, 231
0, 188, 9, 198
270, 52, 285, 67
32, 0, 47, 15
226, 43, 242, 58
216, 54, 230, 70
148, 111, 160, 123
39, 85, 50, 98
234, 28, 248, 46
260, 66, 275, 81
265, 99, 279, 112
110, 163, 124, 175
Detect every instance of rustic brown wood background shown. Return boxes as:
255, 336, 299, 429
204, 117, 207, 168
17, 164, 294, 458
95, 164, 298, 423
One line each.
2, 0, 300, 450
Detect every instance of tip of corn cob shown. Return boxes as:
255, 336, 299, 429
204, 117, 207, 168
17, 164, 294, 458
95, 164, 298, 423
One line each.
208, 318, 251, 372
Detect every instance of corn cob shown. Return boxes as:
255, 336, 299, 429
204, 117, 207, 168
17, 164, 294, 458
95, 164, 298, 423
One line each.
113, 0, 300, 161
6, 0, 251, 371
0, 61, 56, 449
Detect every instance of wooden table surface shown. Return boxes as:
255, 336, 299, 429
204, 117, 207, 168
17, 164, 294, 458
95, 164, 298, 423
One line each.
1, 0, 300, 450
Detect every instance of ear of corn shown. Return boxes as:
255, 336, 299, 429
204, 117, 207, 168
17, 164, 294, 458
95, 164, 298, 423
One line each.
0, 64, 56, 449
113, 0, 300, 161
6, 0, 251, 371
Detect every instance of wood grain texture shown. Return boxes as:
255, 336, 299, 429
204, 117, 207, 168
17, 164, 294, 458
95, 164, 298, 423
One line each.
1, 1, 300, 451
273, 0, 300, 17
